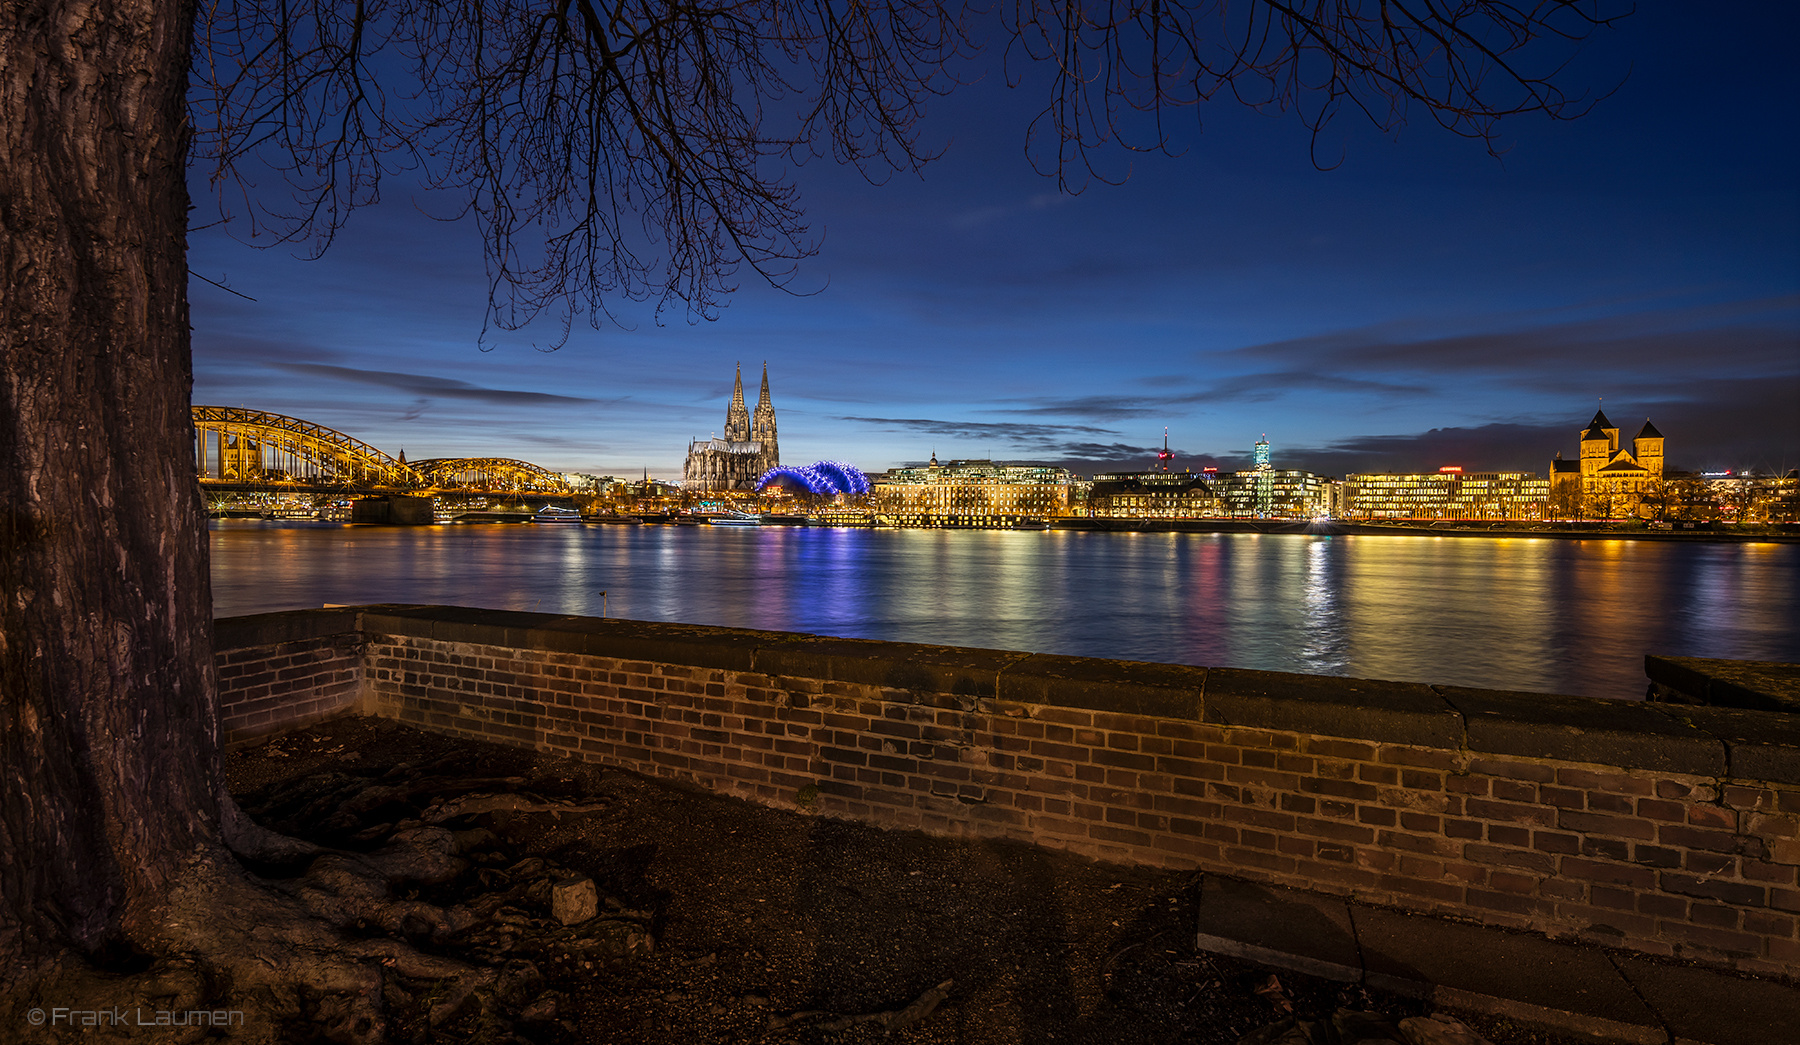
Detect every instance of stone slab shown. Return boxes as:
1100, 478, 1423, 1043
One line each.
1192, 875, 1362, 982
999, 654, 1206, 720
1645, 656, 1800, 714
1646, 702, 1800, 786
1350, 905, 1664, 1044
1205, 668, 1462, 749
1437, 685, 1726, 776
1613, 954, 1800, 1045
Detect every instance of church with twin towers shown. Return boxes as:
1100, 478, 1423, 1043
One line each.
683, 362, 780, 492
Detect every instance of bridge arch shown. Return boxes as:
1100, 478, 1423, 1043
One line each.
409, 458, 570, 495
192, 406, 420, 487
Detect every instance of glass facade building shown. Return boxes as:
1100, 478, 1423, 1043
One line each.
1344, 470, 1549, 520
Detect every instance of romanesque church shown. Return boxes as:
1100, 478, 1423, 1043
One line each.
683, 363, 779, 491
1551, 407, 1664, 513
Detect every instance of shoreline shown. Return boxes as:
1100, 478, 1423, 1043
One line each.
1046, 518, 1800, 543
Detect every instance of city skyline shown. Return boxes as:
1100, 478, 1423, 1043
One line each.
188, 5, 1798, 480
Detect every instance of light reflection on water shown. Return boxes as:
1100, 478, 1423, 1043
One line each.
210, 522, 1800, 700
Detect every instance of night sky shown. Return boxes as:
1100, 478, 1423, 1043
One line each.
187, 5, 1798, 481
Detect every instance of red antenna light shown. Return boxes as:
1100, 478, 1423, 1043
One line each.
1156, 427, 1174, 472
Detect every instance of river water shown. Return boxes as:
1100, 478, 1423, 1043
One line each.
210, 522, 1800, 700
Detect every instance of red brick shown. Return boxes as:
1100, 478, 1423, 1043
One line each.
1303, 737, 1377, 760
1744, 910, 1797, 937
1689, 805, 1738, 829
1533, 831, 1580, 855
1722, 785, 1775, 811
1469, 758, 1555, 783
1562, 858, 1656, 889
1743, 860, 1798, 885
1559, 809, 1656, 840
1558, 769, 1653, 796
1462, 844, 1556, 875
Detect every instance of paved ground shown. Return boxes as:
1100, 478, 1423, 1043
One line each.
226, 717, 1794, 1044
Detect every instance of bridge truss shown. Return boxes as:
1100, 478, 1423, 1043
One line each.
193, 406, 419, 488
192, 407, 570, 496
410, 458, 571, 495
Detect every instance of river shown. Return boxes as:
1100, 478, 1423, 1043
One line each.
210, 521, 1800, 700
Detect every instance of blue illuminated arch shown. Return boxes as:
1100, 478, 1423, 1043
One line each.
755, 461, 870, 497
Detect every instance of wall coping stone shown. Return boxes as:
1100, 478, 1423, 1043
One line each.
999, 655, 1206, 720
1436, 685, 1726, 776
215, 605, 1800, 780
1206, 668, 1461, 749
214, 607, 360, 649
1644, 702, 1800, 785
1645, 655, 1800, 714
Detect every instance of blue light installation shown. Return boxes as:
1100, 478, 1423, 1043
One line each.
755, 461, 870, 497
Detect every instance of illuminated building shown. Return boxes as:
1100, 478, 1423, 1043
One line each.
1088, 471, 1219, 518
682, 363, 780, 491
1211, 470, 1332, 519
1549, 407, 1665, 519
1196, 436, 1331, 518
1252, 435, 1273, 516
1344, 467, 1549, 520
872, 454, 1076, 526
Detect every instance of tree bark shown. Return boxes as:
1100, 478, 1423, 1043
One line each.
0, 0, 215, 968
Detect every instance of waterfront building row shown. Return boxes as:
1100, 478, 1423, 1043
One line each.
1340, 469, 1550, 521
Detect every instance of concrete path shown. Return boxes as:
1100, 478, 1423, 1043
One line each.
1192, 875, 1800, 1045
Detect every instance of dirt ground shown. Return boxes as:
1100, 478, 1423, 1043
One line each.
226, 717, 1594, 1045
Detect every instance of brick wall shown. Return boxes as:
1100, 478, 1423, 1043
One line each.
215, 609, 364, 746
216, 605, 1800, 978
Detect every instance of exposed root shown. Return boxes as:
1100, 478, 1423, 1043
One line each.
14, 750, 640, 1043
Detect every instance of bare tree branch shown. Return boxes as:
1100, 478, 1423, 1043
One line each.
190, 1, 1629, 342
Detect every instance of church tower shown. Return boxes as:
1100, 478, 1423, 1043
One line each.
1633, 419, 1664, 479
1579, 408, 1616, 480
751, 362, 779, 474
724, 363, 751, 442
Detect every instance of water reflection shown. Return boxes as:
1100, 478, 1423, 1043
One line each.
210, 522, 1800, 700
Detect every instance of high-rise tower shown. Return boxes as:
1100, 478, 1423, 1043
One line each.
751, 362, 779, 473
724, 363, 751, 442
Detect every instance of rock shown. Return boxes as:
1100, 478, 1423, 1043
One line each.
1398, 1014, 1494, 1045
551, 876, 599, 925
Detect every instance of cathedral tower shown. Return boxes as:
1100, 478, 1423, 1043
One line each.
751, 362, 779, 474
725, 363, 751, 442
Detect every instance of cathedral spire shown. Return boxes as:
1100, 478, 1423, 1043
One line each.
724, 362, 751, 441
758, 361, 771, 410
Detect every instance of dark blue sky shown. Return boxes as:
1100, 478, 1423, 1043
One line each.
188, 5, 1799, 480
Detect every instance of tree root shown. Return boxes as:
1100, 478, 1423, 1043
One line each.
15, 765, 640, 1043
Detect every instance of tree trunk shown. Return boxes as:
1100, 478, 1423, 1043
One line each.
0, 0, 215, 969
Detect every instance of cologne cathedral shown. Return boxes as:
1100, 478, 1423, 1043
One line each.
683, 363, 780, 492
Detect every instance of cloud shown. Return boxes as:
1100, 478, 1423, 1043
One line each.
1246, 374, 1800, 476
270, 363, 599, 405
1227, 295, 1800, 383
838, 415, 1117, 438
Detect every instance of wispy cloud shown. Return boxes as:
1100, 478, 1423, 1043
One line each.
271, 363, 599, 405
838, 415, 1117, 438
1226, 295, 1800, 382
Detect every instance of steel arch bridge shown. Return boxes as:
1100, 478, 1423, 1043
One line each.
193, 406, 420, 488
409, 458, 570, 495
192, 407, 570, 495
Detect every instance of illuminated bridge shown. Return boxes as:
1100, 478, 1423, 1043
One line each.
192, 406, 571, 497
